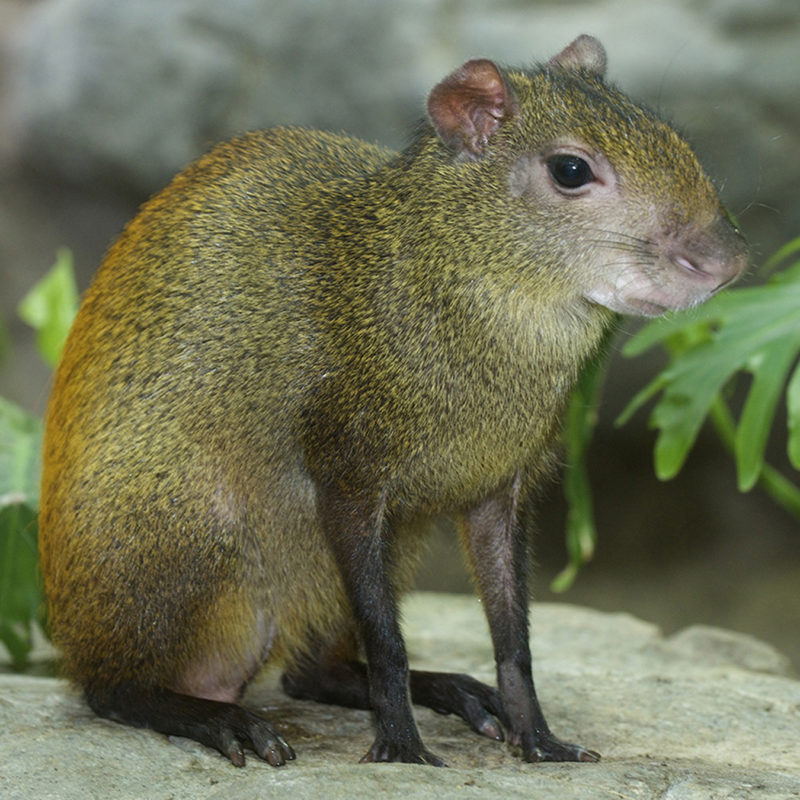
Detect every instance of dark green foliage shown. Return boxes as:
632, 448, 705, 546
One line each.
554, 239, 800, 589
618, 236, 800, 517
0, 503, 40, 670
0, 251, 77, 669
554, 322, 619, 591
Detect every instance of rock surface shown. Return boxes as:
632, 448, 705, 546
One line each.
2, 593, 799, 799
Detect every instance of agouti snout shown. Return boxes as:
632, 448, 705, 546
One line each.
39, 34, 747, 767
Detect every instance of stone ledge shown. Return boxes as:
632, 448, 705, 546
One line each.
2, 593, 799, 799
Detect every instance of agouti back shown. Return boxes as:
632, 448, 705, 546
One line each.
39, 35, 747, 766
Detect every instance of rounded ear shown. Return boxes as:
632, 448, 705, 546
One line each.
427, 59, 516, 161
548, 35, 607, 77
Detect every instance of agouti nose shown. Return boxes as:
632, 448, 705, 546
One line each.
709, 218, 749, 288
707, 243, 749, 291
674, 219, 749, 291
676, 249, 747, 291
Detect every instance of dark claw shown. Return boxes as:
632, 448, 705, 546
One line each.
250, 723, 296, 767
220, 729, 246, 767
476, 716, 504, 742
84, 683, 294, 768
205, 706, 296, 767
458, 685, 506, 741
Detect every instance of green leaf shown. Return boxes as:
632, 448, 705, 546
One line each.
0, 397, 44, 509
787, 360, 800, 470
648, 343, 734, 479
761, 237, 800, 278
620, 245, 800, 491
736, 336, 800, 490
616, 372, 669, 428
17, 248, 79, 367
621, 312, 698, 358
554, 322, 618, 591
0, 502, 40, 670
621, 296, 722, 359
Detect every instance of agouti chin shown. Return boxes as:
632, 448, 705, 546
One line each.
40, 35, 747, 767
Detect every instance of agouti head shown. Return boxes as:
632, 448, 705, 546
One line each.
424, 34, 747, 317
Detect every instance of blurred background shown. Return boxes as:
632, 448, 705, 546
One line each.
1, 0, 798, 666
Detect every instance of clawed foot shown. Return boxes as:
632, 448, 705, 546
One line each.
205, 706, 297, 767
360, 735, 446, 767
411, 671, 599, 764
514, 730, 600, 763
283, 662, 600, 766
85, 683, 296, 768
411, 671, 508, 742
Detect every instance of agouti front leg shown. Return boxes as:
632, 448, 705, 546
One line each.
317, 484, 445, 766
459, 475, 600, 763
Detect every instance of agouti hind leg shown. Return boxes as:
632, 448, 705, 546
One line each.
282, 660, 508, 741
85, 682, 296, 767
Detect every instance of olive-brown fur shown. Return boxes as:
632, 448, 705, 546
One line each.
39, 37, 747, 765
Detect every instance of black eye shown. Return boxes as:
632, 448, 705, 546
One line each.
547, 154, 594, 189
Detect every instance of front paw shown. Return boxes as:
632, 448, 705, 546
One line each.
516, 730, 600, 763
359, 735, 446, 766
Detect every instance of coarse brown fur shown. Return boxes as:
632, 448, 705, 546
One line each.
39, 36, 747, 765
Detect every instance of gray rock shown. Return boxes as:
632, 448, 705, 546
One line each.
2, 593, 799, 799
664, 624, 795, 676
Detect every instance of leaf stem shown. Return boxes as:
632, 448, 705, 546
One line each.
709, 396, 800, 522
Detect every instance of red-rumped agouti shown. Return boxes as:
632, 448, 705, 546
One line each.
39, 35, 747, 767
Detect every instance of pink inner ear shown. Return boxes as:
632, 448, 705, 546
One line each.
428, 59, 513, 159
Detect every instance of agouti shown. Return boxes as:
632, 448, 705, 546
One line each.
39, 35, 747, 767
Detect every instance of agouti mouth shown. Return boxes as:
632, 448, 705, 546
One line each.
633, 299, 670, 317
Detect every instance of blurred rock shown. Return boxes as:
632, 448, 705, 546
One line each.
5, 0, 800, 253
6, 0, 439, 191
